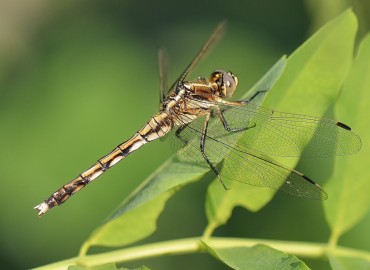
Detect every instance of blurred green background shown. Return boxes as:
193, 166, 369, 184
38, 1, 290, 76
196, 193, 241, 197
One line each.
0, 1, 369, 269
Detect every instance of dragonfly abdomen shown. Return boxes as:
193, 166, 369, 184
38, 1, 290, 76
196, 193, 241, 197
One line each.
35, 112, 173, 216
138, 112, 173, 141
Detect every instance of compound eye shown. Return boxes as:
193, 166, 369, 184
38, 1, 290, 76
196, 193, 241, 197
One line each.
222, 71, 238, 98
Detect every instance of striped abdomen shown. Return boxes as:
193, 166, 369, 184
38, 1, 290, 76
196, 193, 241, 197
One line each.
34, 112, 173, 216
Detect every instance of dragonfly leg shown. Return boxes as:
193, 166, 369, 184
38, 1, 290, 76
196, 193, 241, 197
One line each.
243, 89, 269, 103
216, 107, 256, 132
200, 112, 229, 190
175, 123, 190, 145
217, 89, 269, 107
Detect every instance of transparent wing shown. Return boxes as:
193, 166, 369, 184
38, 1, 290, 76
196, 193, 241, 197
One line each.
167, 21, 226, 92
168, 97, 360, 199
158, 47, 169, 104
170, 110, 327, 200
184, 99, 362, 158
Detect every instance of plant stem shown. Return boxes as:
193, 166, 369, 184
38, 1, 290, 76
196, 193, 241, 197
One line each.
33, 237, 370, 270
79, 241, 91, 257
328, 227, 340, 248
202, 222, 217, 239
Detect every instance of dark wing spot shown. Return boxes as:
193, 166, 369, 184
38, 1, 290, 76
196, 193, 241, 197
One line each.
336, 122, 351, 131
302, 174, 316, 185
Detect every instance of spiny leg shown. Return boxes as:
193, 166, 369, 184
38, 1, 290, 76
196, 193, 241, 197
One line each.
214, 89, 269, 132
242, 89, 269, 104
216, 107, 256, 132
175, 122, 190, 145
215, 89, 269, 108
200, 112, 229, 190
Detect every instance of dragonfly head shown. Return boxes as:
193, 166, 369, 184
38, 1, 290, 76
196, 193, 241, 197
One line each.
209, 70, 238, 98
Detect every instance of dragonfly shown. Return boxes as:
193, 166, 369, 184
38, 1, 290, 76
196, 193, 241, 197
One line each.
35, 22, 361, 216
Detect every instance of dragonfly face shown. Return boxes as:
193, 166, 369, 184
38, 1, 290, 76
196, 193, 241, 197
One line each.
209, 70, 239, 98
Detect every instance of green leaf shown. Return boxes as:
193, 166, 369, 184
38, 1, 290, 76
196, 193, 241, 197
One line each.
266, 9, 357, 112
205, 10, 358, 230
329, 255, 370, 270
205, 182, 275, 228
83, 191, 173, 248
204, 243, 310, 270
324, 33, 370, 239
107, 159, 208, 221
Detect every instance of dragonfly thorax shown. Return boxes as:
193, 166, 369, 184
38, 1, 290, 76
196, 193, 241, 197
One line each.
209, 70, 238, 98
162, 70, 239, 114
